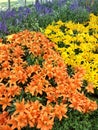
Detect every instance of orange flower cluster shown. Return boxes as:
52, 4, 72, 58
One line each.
0, 30, 97, 130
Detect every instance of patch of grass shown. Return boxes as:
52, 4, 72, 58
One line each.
53, 108, 98, 130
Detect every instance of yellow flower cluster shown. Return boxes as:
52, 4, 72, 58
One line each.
45, 13, 98, 88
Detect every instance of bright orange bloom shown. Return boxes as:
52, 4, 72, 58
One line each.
37, 105, 54, 130
0, 111, 9, 125
86, 83, 94, 93
8, 84, 21, 97
14, 99, 26, 115
0, 125, 12, 130
7, 118, 18, 130
13, 45, 24, 57
0, 38, 2, 43
0, 84, 7, 97
0, 96, 12, 110
10, 113, 28, 130
69, 92, 97, 113
54, 103, 68, 120
25, 101, 41, 127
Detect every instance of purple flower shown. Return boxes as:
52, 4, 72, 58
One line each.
70, 0, 79, 10
18, 6, 24, 12
44, 6, 53, 14
0, 22, 2, 29
34, 0, 41, 12
23, 7, 31, 17
58, 0, 67, 7
0, 21, 8, 33
86, 6, 91, 12
25, 7, 31, 14
34, 0, 53, 15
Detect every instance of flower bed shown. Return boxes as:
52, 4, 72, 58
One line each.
0, 30, 97, 130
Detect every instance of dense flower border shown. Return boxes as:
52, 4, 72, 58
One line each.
45, 13, 98, 89
0, 30, 97, 130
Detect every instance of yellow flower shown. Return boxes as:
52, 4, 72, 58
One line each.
44, 14, 98, 88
